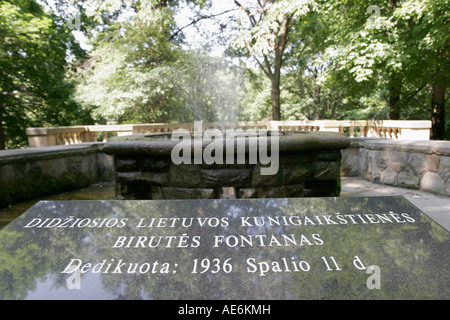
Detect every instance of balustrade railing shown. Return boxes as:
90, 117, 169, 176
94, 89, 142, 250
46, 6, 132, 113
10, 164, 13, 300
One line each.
26, 120, 431, 147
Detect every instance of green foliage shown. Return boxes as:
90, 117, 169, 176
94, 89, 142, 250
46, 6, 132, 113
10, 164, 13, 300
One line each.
75, 47, 245, 124
276, 0, 449, 132
0, 0, 90, 149
1, 0, 448, 148
73, 0, 245, 124
232, 0, 317, 57
238, 68, 272, 121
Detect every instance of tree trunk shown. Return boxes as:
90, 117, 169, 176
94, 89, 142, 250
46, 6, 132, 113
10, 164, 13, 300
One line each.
389, 0, 397, 9
0, 108, 5, 150
389, 94, 401, 120
313, 82, 321, 120
270, 14, 291, 121
387, 1, 401, 120
430, 83, 446, 140
388, 76, 402, 120
235, 0, 292, 121
271, 71, 281, 121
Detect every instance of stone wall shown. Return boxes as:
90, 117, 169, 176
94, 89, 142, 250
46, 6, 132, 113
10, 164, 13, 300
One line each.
113, 150, 342, 200
0, 143, 114, 208
7, 136, 446, 207
105, 132, 350, 200
341, 138, 450, 196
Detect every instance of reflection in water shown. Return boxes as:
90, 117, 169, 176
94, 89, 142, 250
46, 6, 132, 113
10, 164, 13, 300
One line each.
0, 197, 449, 300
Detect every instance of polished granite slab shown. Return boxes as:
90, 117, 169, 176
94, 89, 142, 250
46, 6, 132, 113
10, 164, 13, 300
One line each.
0, 196, 448, 300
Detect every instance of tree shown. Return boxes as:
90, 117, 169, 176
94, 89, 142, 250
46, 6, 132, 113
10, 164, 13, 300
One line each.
0, 0, 87, 149
74, 0, 247, 124
321, 0, 449, 138
393, 0, 449, 139
72, 0, 185, 124
318, 1, 403, 119
282, 6, 348, 121
232, 0, 317, 120
76, 48, 245, 124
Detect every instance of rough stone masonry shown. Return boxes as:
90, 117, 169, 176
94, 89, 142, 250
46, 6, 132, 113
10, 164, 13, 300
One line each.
103, 130, 350, 200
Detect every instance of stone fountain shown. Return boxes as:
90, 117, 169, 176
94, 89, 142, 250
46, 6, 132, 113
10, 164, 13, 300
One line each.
103, 127, 350, 200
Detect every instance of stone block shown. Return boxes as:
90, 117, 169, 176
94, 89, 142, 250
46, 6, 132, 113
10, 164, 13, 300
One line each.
374, 151, 389, 170
359, 148, 370, 180
367, 150, 378, 181
97, 153, 114, 182
142, 172, 169, 185
397, 165, 420, 189
280, 153, 312, 165
169, 163, 202, 187
251, 163, 281, 187
426, 154, 440, 172
115, 158, 138, 171
65, 156, 83, 175
341, 148, 360, 177
409, 153, 427, 176
282, 163, 311, 185
83, 154, 98, 182
12, 162, 30, 180
389, 151, 408, 173
200, 168, 252, 188
313, 161, 339, 181
438, 156, 450, 181
117, 171, 169, 186
312, 151, 340, 161
141, 157, 170, 172
116, 171, 144, 183
0, 164, 15, 182
421, 172, 446, 194
41, 158, 67, 180
0, 144, 110, 208
380, 167, 397, 185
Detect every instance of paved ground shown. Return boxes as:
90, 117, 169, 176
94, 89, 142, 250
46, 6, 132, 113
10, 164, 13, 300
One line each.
341, 177, 450, 231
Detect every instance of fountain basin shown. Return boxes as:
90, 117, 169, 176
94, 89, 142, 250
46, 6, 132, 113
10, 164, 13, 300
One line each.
103, 131, 350, 199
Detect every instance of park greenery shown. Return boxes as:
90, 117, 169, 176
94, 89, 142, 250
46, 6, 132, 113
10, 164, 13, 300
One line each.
0, 0, 449, 149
